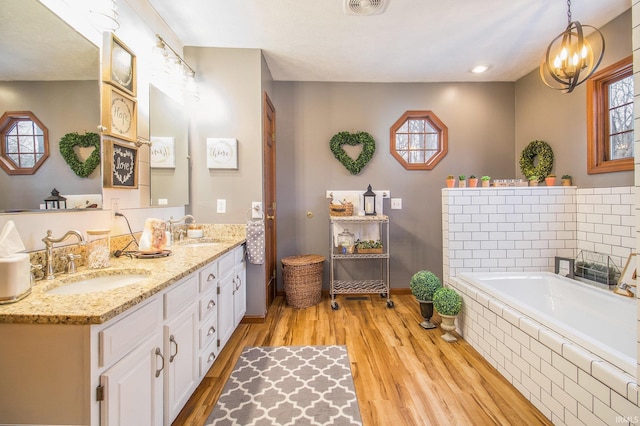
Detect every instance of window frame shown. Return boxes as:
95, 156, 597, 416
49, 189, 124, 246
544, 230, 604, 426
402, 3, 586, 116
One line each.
586, 55, 633, 174
389, 110, 448, 170
0, 111, 49, 175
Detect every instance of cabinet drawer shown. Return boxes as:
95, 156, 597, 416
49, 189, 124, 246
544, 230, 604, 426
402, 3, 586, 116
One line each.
218, 252, 234, 277
99, 298, 162, 367
198, 261, 218, 293
198, 312, 217, 350
164, 274, 198, 319
199, 339, 218, 377
199, 286, 217, 321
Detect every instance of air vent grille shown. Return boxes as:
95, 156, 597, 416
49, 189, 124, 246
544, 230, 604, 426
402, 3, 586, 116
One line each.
344, 0, 387, 16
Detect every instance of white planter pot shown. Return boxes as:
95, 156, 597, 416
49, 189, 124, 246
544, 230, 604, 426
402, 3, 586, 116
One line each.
439, 314, 458, 342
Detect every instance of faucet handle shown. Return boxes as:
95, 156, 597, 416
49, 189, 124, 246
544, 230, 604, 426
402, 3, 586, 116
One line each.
30, 263, 44, 282
65, 253, 81, 274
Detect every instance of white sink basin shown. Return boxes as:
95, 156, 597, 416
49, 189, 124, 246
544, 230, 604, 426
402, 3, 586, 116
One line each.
46, 271, 149, 295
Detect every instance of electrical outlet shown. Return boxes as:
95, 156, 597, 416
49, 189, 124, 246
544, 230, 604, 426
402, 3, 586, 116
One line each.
217, 199, 226, 213
111, 198, 120, 215
391, 198, 402, 209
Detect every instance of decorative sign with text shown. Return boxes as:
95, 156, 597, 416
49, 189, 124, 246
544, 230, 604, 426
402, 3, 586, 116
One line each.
103, 138, 138, 188
207, 138, 238, 169
150, 137, 176, 168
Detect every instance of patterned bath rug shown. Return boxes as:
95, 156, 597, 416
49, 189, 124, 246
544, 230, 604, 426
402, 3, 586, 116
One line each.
205, 345, 362, 426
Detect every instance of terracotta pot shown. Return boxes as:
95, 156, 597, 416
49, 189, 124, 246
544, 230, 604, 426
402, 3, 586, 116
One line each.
545, 177, 556, 186
439, 314, 458, 342
468, 178, 478, 188
445, 179, 455, 188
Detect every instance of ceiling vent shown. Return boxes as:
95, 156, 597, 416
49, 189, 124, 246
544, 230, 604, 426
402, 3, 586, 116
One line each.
344, 0, 387, 16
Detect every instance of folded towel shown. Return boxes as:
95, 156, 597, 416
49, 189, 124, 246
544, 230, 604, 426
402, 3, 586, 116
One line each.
246, 220, 265, 264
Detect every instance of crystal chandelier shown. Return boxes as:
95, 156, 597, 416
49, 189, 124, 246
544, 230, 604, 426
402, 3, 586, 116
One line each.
539, 0, 605, 93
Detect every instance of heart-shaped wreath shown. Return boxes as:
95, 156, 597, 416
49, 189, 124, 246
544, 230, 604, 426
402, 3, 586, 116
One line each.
329, 131, 376, 175
59, 132, 101, 178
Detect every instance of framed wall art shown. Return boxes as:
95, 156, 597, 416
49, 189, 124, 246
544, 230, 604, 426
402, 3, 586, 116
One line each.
103, 138, 138, 188
102, 32, 137, 96
150, 136, 176, 168
101, 84, 137, 143
207, 138, 238, 169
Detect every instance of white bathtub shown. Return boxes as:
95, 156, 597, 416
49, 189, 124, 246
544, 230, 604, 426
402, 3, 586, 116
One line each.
456, 271, 637, 377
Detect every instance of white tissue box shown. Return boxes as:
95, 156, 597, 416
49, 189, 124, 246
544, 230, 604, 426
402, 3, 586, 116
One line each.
0, 253, 31, 303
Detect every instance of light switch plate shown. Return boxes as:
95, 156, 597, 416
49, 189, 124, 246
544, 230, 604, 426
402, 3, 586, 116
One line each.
391, 198, 402, 209
217, 199, 226, 213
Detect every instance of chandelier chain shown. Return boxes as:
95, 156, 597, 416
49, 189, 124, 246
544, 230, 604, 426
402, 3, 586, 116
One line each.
566, 0, 572, 25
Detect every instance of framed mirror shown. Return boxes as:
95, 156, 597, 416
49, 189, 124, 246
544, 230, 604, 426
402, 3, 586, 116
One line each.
149, 85, 189, 206
0, 0, 101, 212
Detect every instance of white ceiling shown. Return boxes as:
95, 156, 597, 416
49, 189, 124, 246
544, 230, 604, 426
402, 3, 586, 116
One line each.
147, 0, 630, 83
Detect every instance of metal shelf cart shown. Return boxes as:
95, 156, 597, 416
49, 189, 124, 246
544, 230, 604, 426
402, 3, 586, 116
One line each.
329, 215, 392, 310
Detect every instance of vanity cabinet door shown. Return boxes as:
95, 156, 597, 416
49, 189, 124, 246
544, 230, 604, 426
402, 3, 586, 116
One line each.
216, 272, 235, 351
233, 247, 246, 326
100, 332, 164, 426
164, 303, 198, 425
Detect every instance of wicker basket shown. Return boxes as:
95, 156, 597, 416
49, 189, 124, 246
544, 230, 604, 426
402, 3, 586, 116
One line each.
281, 254, 325, 308
329, 201, 354, 216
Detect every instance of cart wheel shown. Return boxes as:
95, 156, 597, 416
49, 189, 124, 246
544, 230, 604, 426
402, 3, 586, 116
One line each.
380, 293, 387, 298
386, 300, 394, 308
331, 301, 339, 310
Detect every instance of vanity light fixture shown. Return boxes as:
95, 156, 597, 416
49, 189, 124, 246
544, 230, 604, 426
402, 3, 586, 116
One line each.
88, 0, 120, 32
539, 0, 605, 93
153, 35, 198, 99
363, 184, 376, 216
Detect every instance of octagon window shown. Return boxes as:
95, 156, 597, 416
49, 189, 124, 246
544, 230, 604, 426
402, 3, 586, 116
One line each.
390, 110, 447, 170
0, 111, 49, 175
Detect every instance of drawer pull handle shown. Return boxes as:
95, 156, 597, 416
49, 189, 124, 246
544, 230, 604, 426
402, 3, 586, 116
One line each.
207, 300, 215, 309
207, 273, 216, 281
169, 335, 179, 363
208, 352, 216, 363
155, 347, 164, 378
207, 326, 216, 336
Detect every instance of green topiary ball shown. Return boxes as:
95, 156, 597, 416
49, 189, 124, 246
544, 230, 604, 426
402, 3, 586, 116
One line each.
433, 287, 462, 316
409, 270, 442, 301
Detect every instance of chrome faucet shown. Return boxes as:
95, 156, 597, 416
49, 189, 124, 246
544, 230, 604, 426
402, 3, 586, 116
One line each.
168, 215, 195, 244
614, 281, 637, 297
42, 230, 85, 280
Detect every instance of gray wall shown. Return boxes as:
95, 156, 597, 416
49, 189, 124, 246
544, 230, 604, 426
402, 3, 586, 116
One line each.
515, 9, 633, 187
0, 80, 101, 210
272, 82, 516, 290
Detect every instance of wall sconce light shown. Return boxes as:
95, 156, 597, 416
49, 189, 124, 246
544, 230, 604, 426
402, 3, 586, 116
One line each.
44, 188, 67, 210
88, 0, 120, 32
363, 184, 376, 216
539, 0, 605, 93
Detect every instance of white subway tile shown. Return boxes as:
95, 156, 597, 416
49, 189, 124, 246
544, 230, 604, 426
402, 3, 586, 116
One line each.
591, 362, 635, 398
592, 398, 621, 426
515, 222, 532, 232
562, 343, 596, 373
577, 403, 607, 426
552, 382, 578, 417
541, 360, 564, 387
579, 369, 611, 405
594, 204, 612, 215
611, 390, 639, 419
551, 351, 578, 382
530, 338, 553, 363
530, 366, 553, 395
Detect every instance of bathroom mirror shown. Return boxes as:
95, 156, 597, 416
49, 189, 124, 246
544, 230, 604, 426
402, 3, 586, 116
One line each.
0, 0, 101, 212
149, 85, 189, 206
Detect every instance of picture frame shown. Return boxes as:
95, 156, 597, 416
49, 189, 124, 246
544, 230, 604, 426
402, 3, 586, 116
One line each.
103, 138, 138, 189
150, 137, 176, 168
618, 253, 637, 288
207, 138, 238, 169
101, 84, 137, 143
102, 32, 137, 96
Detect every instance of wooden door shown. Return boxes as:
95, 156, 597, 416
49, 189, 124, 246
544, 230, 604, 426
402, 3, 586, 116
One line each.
263, 93, 277, 310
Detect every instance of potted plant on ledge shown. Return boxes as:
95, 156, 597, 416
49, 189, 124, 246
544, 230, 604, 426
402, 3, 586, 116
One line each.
445, 175, 455, 188
562, 175, 572, 186
433, 287, 462, 342
410, 270, 443, 329
458, 175, 466, 188
529, 176, 538, 186
545, 174, 556, 186
468, 175, 478, 187
481, 176, 491, 187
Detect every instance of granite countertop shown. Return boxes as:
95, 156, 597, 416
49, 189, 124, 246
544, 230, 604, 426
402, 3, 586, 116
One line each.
0, 233, 246, 325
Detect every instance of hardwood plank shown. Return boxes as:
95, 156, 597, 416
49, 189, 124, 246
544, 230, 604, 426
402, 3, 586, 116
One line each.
172, 295, 552, 426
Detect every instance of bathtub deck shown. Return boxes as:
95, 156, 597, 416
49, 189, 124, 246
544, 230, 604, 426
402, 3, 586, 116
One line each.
174, 294, 552, 426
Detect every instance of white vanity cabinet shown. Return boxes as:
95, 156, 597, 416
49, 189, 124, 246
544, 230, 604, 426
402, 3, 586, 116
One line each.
216, 245, 246, 352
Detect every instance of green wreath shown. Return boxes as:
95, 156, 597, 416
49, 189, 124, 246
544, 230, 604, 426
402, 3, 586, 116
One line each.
59, 132, 101, 178
519, 140, 554, 180
329, 131, 376, 175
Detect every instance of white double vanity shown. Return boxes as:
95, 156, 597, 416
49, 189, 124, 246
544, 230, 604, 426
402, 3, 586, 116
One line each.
0, 235, 246, 426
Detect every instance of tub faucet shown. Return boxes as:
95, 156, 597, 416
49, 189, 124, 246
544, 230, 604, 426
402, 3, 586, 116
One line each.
614, 282, 636, 298
168, 215, 195, 244
42, 230, 85, 280
554, 256, 575, 279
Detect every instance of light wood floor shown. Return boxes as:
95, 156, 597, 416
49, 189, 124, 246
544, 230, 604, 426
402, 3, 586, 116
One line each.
172, 294, 552, 426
